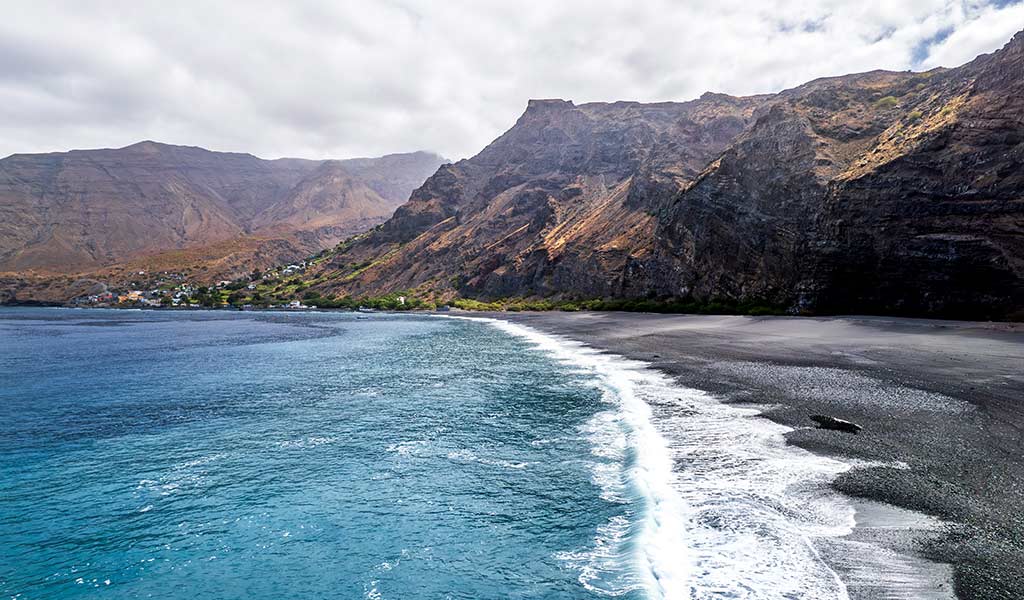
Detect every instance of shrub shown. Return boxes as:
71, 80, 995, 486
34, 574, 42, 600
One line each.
743, 304, 782, 316
451, 298, 502, 311
874, 96, 899, 109
907, 110, 923, 122
440, 295, 788, 316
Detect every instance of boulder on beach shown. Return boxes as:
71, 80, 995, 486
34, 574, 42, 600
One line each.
810, 414, 863, 434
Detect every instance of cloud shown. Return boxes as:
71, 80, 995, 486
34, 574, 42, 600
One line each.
0, 0, 1021, 161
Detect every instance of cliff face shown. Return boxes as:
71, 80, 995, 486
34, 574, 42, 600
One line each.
0, 142, 444, 274
654, 34, 1024, 319
809, 33, 1024, 318
318, 94, 767, 298
313, 31, 1024, 320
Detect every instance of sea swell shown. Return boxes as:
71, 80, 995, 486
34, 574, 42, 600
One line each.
457, 315, 861, 600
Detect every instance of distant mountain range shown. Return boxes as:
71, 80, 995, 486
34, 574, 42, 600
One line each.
296, 29, 1024, 320
0, 141, 444, 278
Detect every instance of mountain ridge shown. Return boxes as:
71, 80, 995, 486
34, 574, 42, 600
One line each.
0, 142, 445, 275
297, 29, 1024, 320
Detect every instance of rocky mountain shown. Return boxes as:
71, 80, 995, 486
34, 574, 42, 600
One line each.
0, 142, 445, 274
308, 30, 1024, 320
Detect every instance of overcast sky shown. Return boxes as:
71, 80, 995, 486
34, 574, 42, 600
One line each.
2, 1, 1022, 161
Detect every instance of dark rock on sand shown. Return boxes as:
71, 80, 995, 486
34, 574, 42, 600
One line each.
810, 414, 863, 433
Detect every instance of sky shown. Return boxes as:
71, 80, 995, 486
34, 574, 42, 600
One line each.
2, 1, 1023, 161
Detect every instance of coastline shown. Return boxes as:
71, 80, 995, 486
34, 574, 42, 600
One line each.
7, 306, 1021, 596
460, 314, 865, 598
491, 311, 1024, 600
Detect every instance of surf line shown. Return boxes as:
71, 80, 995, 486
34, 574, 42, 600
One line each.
440, 314, 693, 598
437, 314, 877, 600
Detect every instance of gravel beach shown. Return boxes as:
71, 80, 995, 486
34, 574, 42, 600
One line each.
495, 312, 1024, 600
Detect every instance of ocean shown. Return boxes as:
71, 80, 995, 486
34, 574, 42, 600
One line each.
0, 308, 860, 599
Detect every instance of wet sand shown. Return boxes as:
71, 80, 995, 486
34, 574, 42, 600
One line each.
493, 312, 1024, 600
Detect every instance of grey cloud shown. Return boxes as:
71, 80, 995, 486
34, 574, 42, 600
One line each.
0, 0, 1021, 161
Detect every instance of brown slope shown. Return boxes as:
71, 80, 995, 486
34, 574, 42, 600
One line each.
652, 69, 930, 304
334, 151, 456, 206
655, 31, 1024, 319
0, 141, 317, 271
810, 32, 1024, 318
314, 95, 766, 298
0, 235, 315, 305
252, 152, 444, 245
0, 142, 445, 280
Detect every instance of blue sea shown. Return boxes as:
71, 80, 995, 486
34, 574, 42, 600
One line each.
0, 308, 861, 599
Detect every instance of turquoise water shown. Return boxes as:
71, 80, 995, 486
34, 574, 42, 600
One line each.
1, 308, 872, 600
0, 308, 648, 599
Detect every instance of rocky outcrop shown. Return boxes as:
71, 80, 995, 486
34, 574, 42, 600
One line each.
317, 94, 767, 300
310, 30, 1024, 320
810, 34, 1024, 319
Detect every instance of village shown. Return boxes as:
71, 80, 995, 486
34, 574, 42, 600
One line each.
68, 258, 424, 312
70, 261, 324, 310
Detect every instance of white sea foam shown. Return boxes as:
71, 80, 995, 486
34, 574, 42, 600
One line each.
554, 513, 639, 595
528, 437, 563, 447
446, 448, 529, 470
454, 316, 693, 598
447, 315, 865, 600
277, 436, 337, 449
385, 440, 429, 457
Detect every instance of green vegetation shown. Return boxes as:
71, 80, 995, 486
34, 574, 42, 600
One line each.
313, 292, 432, 311
340, 246, 402, 282
874, 95, 899, 109
907, 110, 923, 122
210, 274, 788, 315
452, 296, 786, 316
189, 286, 221, 307
451, 298, 503, 311
191, 252, 786, 317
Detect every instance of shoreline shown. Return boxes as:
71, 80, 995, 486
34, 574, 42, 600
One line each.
491, 311, 1024, 600
6, 302, 1024, 327
464, 314, 870, 597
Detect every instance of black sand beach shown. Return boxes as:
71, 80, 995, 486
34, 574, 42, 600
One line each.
497, 312, 1024, 600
